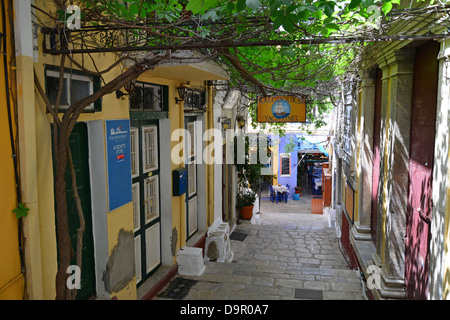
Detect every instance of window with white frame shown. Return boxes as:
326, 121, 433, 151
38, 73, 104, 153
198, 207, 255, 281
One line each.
130, 128, 139, 178
188, 162, 196, 196
142, 125, 158, 173
46, 69, 95, 111
144, 175, 159, 224
187, 122, 195, 158
280, 153, 291, 176
132, 183, 140, 232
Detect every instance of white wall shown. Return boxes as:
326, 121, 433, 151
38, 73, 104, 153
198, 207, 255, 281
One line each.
429, 39, 450, 300
87, 120, 109, 298
213, 91, 224, 222
159, 118, 174, 265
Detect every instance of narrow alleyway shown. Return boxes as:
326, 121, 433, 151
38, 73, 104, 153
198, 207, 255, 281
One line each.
154, 183, 364, 301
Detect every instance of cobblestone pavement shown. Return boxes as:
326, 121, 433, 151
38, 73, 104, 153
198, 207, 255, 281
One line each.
172, 203, 365, 300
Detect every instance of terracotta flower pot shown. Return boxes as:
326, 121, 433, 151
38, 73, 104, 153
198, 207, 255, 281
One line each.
240, 205, 254, 220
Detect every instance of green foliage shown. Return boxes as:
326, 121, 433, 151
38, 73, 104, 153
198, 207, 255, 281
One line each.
79, 0, 404, 38
185, 0, 219, 14
236, 189, 257, 207
80, 0, 184, 22
75, 0, 408, 130
12, 203, 30, 219
180, 0, 404, 36
235, 134, 273, 192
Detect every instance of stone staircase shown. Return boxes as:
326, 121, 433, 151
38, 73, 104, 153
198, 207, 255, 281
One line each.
181, 216, 366, 300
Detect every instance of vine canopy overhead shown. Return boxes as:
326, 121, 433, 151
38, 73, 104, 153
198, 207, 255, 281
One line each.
38, 0, 450, 114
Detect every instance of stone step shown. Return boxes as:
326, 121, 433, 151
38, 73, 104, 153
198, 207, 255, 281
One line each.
171, 213, 365, 300
182, 263, 365, 300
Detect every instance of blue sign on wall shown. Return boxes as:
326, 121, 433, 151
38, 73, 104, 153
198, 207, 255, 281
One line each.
106, 119, 132, 211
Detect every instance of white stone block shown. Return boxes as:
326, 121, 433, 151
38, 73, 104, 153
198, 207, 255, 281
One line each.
207, 218, 224, 236
207, 219, 229, 237
251, 213, 261, 225
204, 223, 234, 263
176, 247, 205, 276
328, 208, 336, 228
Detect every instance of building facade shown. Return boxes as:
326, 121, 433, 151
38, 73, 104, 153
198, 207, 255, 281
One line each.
331, 6, 450, 298
0, 0, 25, 300
264, 130, 330, 200
13, 0, 229, 300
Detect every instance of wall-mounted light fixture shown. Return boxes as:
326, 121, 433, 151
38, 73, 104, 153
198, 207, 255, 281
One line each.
218, 115, 231, 130
175, 83, 191, 104
116, 78, 137, 99
116, 90, 129, 99
236, 116, 246, 129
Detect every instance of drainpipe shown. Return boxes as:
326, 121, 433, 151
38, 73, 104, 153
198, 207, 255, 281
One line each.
179, 83, 185, 247
13, 0, 44, 299
207, 83, 214, 226
1, 0, 25, 297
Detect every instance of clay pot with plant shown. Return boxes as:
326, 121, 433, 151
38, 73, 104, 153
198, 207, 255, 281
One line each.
235, 134, 274, 220
236, 190, 257, 220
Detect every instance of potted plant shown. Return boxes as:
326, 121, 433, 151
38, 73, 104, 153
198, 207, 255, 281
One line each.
293, 186, 302, 200
235, 134, 275, 220
236, 190, 257, 220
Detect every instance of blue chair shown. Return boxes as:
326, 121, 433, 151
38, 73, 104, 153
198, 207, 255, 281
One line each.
284, 184, 290, 202
269, 185, 277, 203
277, 191, 283, 203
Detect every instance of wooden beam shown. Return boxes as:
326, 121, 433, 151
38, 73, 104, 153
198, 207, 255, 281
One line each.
43, 33, 450, 55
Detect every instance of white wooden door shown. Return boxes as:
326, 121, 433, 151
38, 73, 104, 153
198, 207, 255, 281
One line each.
131, 123, 161, 286
186, 119, 198, 239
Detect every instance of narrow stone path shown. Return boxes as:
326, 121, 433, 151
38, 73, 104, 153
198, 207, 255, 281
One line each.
178, 208, 364, 300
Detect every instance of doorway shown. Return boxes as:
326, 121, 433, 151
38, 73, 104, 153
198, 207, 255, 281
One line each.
130, 120, 162, 286
371, 68, 382, 244
185, 117, 198, 240
56, 122, 96, 300
405, 41, 439, 300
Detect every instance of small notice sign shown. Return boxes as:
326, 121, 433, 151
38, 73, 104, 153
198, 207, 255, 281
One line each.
345, 179, 354, 224
257, 95, 306, 123
106, 119, 132, 211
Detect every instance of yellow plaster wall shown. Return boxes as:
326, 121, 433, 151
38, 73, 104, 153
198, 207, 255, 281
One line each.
32, 14, 138, 298
31, 1, 219, 299
107, 202, 136, 300
272, 141, 279, 185
0, 0, 24, 299
34, 95, 58, 299
169, 84, 186, 252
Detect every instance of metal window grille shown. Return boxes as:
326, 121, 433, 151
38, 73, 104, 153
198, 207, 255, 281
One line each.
130, 128, 139, 177
144, 175, 159, 224
132, 183, 140, 232
142, 126, 158, 172
184, 89, 206, 112
130, 82, 163, 111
